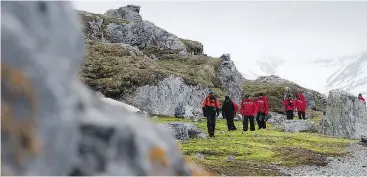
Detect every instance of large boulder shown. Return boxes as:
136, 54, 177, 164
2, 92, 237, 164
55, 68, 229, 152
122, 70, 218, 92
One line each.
267, 112, 287, 125
1, 1, 210, 175
126, 76, 208, 118
159, 122, 207, 140
218, 54, 246, 104
281, 120, 314, 132
267, 112, 314, 132
319, 89, 367, 139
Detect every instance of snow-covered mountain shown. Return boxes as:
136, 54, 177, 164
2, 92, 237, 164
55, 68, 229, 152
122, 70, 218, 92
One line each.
325, 51, 367, 96
240, 51, 367, 96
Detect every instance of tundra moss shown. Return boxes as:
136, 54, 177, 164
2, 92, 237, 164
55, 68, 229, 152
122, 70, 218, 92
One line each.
81, 40, 226, 99
154, 117, 354, 176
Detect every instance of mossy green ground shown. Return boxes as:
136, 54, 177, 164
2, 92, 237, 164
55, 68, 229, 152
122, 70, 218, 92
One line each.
81, 40, 224, 99
153, 117, 355, 176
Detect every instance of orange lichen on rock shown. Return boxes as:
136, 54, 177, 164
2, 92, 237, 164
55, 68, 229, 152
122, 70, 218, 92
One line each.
1, 62, 41, 164
148, 146, 168, 168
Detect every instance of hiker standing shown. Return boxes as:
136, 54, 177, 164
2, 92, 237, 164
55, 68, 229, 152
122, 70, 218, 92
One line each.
222, 96, 237, 131
295, 95, 307, 119
296, 89, 306, 101
283, 95, 295, 120
240, 94, 257, 132
202, 90, 220, 137
255, 93, 269, 129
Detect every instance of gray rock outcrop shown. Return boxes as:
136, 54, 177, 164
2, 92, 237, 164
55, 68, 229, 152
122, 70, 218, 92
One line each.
267, 112, 314, 132
320, 89, 367, 139
281, 120, 314, 132
104, 5, 142, 22
159, 122, 207, 140
105, 21, 187, 53
1, 1, 209, 175
256, 75, 295, 85
126, 76, 208, 118
80, 5, 195, 54
267, 112, 287, 125
218, 54, 246, 104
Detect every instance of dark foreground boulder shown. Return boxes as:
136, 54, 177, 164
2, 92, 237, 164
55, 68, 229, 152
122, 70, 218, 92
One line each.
1, 1, 210, 175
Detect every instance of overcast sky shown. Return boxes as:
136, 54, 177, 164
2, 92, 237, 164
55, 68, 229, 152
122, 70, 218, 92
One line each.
73, 1, 367, 67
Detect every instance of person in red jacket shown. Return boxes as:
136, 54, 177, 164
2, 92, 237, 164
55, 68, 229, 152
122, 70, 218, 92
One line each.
255, 92, 269, 129
358, 93, 366, 104
283, 95, 295, 120
221, 96, 237, 131
295, 95, 307, 119
202, 90, 221, 137
240, 94, 257, 132
296, 89, 306, 102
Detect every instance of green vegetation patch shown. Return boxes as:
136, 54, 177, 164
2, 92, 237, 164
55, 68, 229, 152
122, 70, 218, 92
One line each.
81, 40, 167, 98
81, 40, 225, 99
179, 38, 204, 55
154, 117, 354, 176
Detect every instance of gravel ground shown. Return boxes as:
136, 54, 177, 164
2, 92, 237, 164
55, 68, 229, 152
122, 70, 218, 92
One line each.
278, 143, 367, 176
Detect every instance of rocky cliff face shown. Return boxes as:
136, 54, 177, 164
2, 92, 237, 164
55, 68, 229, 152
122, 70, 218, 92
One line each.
78, 5, 203, 55
79, 5, 246, 118
218, 54, 246, 104
320, 89, 367, 139
1, 1, 210, 175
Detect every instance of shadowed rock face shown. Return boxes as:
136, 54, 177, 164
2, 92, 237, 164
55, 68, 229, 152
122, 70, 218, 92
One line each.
320, 89, 367, 139
1, 1, 210, 176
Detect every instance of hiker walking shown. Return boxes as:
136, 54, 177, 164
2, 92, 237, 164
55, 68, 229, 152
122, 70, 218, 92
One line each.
202, 90, 220, 137
283, 95, 295, 120
255, 93, 269, 129
295, 95, 307, 119
222, 96, 237, 131
240, 94, 257, 132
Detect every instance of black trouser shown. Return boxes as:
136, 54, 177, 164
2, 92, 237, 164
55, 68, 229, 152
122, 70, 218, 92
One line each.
225, 113, 236, 131
256, 113, 266, 129
298, 111, 306, 120
243, 115, 255, 131
206, 111, 217, 137
286, 110, 294, 120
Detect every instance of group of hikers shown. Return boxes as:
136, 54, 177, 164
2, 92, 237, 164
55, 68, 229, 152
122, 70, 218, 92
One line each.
201, 89, 366, 137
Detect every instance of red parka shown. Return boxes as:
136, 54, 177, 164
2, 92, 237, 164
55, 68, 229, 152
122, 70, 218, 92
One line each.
233, 101, 239, 114
297, 93, 306, 101
295, 98, 306, 112
256, 96, 269, 115
359, 97, 366, 103
240, 99, 257, 116
283, 98, 295, 111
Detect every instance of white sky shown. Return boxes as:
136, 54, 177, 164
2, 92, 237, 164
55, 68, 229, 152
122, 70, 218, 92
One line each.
72, 1, 367, 71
